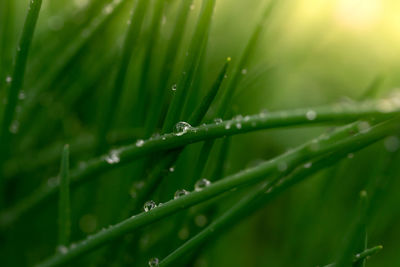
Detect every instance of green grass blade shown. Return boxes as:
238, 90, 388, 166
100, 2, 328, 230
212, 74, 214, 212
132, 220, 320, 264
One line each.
162, 0, 216, 133
1, 99, 400, 226
188, 58, 230, 125
16, 0, 129, 134
354, 191, 368, 267
97, 0, 150, 151
322, 246, 383, 267
133, 0, 165, 127
214, 0, 277, 118
144, 0, 194, 137
35, 118, 399, 266
0, 0, 43, 160
58, 144, 71, 247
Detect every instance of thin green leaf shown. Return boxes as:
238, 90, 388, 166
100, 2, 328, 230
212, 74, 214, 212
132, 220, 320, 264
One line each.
162, 0, 216, 133
97, 0, 150, 151
58, 144, 71, 247
0, 0, 43, 160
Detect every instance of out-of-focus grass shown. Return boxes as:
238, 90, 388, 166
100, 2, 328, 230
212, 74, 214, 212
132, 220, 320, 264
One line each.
1, 0, 400, 266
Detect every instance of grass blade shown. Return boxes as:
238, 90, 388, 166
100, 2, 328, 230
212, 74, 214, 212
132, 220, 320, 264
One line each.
162, 0, 216, 133
144, 0, 194, 137
0, 0, 43, 161
58, 144, 71, 247
97, 0, 150, 151
322, 246, 383, 267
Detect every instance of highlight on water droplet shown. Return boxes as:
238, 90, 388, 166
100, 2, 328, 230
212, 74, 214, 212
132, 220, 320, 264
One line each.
174, 189, 189, 199
5, 76, 12, 83
144, 200, 157, 212
357, 121, 371, 134
105, 150, 120, 164
57, 245, 68, 254
306, 110, 317, 121
18, 91, 26, 100
241, 69, 247, 75
303, 162, 312, 168
174, 121, 192, 136
148, 257, 159, 267
9, 120, 19, 134
171, 84, 177, 91
194, 178, 211, 191
136, 139, 144, 147
169, 166, 175, 172
214, 118, 223, 124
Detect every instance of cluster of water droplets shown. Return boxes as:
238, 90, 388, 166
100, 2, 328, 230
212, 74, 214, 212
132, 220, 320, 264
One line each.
105, 150, 120, 164
174, 121, 192, 136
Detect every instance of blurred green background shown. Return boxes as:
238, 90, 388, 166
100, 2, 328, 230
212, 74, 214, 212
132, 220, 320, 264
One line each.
1, 0, 400, 266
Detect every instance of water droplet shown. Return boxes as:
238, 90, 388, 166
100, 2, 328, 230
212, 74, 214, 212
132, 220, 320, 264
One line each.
174, 121, 192, 136
194, 178, 211, 191
225, 122, 231, 129
18, 91, 26, 100
171, 84, 177, 91
358, 121, 370, 134
148, 258, 159, 267
174, 189, 189, 199
136, 139, 144, 147
236, 123, 242, 129
103, 4, 113, 14
194, 214, 208, 227
304, 162, 312, 168
347, 153, 354, 159
384, 136, 400, 152
105, 150, 120, 164
9, 120, 19, 134
5, 76, 12, 83
169, 167, 175, 172
57, 245, 68, 254
144, 200, 157, 212
214, 118, 223, 124
306, 110, 317, 121
241, 69, 247, 75
47, 177, 59, 187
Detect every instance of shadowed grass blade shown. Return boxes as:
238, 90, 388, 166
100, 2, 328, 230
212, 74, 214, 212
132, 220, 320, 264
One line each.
162, 0, 216, 133
97, 0, 150, 151
58, 144, 70, 247
0, 0, 43, 159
